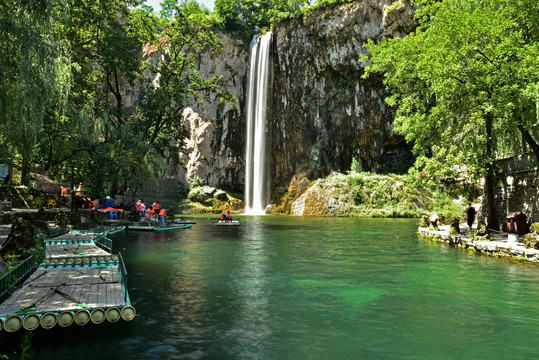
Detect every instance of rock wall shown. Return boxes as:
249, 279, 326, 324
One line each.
171, 33, 250, 192
269, 0, 416, 197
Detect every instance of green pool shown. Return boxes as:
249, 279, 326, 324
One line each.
21, 216, 539, 359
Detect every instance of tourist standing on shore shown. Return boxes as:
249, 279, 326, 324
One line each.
466, 205, 476, 231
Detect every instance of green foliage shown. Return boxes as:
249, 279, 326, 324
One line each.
318, 171, 465, 218
189, 176, 206, 190
1, 0, 236, 197
350, 158, 361, 173
364, 0, 539, 224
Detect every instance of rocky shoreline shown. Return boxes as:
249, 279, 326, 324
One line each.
418, 225, 539, 264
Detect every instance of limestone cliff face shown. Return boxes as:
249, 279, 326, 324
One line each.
270, 0, 416, 197
177, 1, 416, 203
171, 34, 249, 192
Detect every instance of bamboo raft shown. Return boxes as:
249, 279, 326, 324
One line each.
0, 264, 134, 332
0, 227, 134, 332
217, 220, 240, 226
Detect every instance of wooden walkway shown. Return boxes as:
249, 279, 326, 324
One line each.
0, 227, 135, 332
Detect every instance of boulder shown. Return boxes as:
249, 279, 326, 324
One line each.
524, 233, 539, 250
214, 190, 228, 202
283, 172, 312, 214
188, 186, 217, 205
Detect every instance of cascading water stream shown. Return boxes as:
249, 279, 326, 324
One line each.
245, 32, 272, 215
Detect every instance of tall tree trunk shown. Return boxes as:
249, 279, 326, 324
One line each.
485, 115, 496, 230
21, 155, 31, 186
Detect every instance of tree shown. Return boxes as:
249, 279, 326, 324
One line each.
137, 2, 234, 157
0, 0, 72, 185
364, 0, 539, 228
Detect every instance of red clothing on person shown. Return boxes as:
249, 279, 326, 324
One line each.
226, 212, 232, 220
159, 208, 166, 216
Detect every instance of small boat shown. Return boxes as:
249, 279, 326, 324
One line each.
217, 220, 240, 226
153, 224, 192, 231
129, 224, 192, 231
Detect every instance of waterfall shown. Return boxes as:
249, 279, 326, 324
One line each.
245, 32, 272, 215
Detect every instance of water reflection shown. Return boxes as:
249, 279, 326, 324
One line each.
225, 217, 272, 358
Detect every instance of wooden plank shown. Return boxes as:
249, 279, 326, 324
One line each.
76, 268, 93, 307
57, 268, 82, 311
0, 268, 61, 315
104, 268, 113, 307
68, 269, 88, 311
40, 268, 70, 312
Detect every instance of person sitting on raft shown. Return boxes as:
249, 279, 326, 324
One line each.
226, 211, 232, 222
220, 213, 226, 222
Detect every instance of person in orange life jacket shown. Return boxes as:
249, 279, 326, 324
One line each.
159, 208, 166, 227
220, 213, 226, 221
226, 211, 232, 222
153, 201, 160, 212
145, 206, 155, 225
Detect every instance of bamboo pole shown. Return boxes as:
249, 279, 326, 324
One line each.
40, 312, 57, 329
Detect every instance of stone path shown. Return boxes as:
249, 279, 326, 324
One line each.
419, 224, 539, 263
0, 224, 11, 247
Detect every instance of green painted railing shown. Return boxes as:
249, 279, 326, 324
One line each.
0, 255, 35, 299
94, 236, 112, 253
118, 252, 130, 305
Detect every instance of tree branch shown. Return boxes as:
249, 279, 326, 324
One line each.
517, 124, 539, 159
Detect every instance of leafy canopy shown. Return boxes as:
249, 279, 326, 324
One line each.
364, 0, 539, 183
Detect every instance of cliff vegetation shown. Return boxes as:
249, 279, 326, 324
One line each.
280, 170, 469, 219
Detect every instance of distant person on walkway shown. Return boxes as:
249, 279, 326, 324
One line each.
159, 208, 167, 227
466, 205, 476, 230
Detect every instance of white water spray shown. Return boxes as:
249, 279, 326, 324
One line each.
245, 32, 272, 215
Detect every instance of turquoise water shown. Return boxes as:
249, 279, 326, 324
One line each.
13, 217, 539, 358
